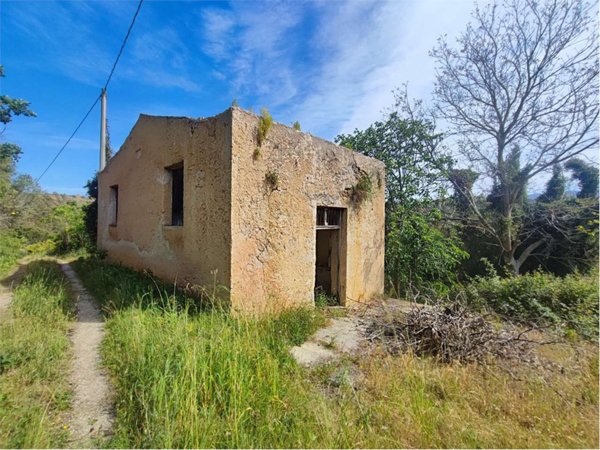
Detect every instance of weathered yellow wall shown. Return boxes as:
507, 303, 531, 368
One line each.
229, 108, 385, 313
98, 107, 385, 313
97, 111, 232, 291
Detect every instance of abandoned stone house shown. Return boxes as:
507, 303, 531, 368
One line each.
97, 107, 385, 313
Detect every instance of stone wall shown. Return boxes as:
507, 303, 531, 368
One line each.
97, 111, 232, 291
229, 108, 385, 313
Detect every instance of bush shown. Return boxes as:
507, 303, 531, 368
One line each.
387, 207, 468, 297
0, 233, 24, 277
459, 271, 599, 338
25, 239, 56, 255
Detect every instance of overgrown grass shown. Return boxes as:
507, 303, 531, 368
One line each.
346, 349, 598, 448
458, 270, 599, 338
0, 261, 73, 448
74, 258, 599, 448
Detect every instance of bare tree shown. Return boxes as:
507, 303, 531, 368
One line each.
431, 0, 599, 274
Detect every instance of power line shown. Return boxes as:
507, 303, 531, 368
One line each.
33, 0, 144, 184
34, 94, 101, 184
104, 0, 144, 91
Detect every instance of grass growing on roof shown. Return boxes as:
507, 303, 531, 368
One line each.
0, 260, 74, 448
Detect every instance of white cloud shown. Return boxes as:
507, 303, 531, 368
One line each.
293, 0, 478, 138
193, 0, 479, 139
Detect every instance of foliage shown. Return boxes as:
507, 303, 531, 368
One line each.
265, 171, 279, 191
521, 197, 599, 275
82, 176, 98, 248
386, 207, 468, 297
0, 65, 36, 125
459, 270, 599, 338
336, 94, 464, 294
0, 233, 24, 278
0, 261, 73, 448
314, 289, 338, 307
565, 158, 599, 199
45, 202, 89, 254
257, 107, 273, 146
539, 164, 566, 203
336, 96, 450, 209
432, 0, 599, 274
25, 239, 56, 256
350, 173, 373, 204
292, 121, 301, 131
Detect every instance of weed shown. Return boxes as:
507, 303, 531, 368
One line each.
265, 171, 279, 191
315, 289, 338, 307
231, 98, 239, 107
351, 173, 373, 204
253, 147, 261, 160
457, 270, 599, 338
257, 107, 273, 146
292, 121, 301, 131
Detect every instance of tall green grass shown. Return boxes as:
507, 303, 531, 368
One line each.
0, 261, 74, 448
74, 258, 599, 448
72, 259, 345, 448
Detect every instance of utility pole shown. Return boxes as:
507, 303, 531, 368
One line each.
99, 88, 107, 171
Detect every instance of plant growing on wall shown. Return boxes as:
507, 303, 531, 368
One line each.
292, 121, 301, 131
265, 171, 279, 191
350, 173, 373, 204
257, 108, 273, 147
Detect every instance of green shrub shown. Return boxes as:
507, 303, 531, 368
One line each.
25, 239, 56, 255
0, 233, 23, 277
387, 207, 468, 298
459, 271, 599, 338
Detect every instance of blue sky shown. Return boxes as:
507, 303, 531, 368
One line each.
1, 0, 478, 195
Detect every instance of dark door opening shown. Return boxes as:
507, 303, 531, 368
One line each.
315, 206, 344, 305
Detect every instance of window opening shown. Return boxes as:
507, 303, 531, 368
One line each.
109, 185, 118, 226
169, 164, 184, 226
316, 206, 342, 229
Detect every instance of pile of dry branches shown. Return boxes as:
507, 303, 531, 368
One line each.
367, 303, 538, 365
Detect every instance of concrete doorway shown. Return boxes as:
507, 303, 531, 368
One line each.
315, 206, 345, 305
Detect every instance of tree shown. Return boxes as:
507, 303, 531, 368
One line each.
565, 158, 599, 199
432, 0, 599, 274
0, 66, 37, 230
539, 164, 566, 202
336, 91, 466, 295
522, 197, 599, 274
83, 176, 98, 245
0, 65, 36, 126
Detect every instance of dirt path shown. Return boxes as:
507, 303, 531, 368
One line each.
0, 263, 28, 318
0, 288, 11, 316
60, 263, 113, 446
